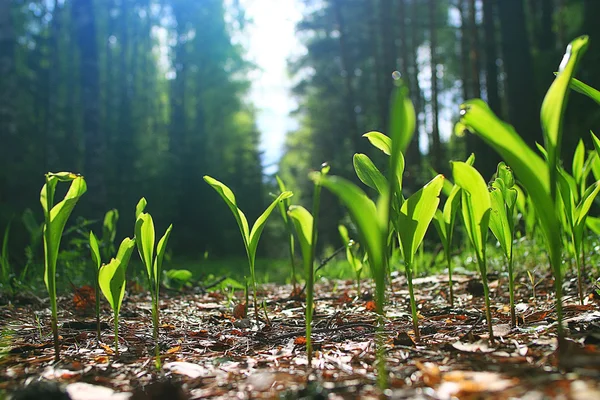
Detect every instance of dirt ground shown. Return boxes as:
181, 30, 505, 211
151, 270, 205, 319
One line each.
1, 270, 600, 399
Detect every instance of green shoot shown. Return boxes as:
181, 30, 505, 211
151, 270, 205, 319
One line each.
135, 198, 173, 368
338, 224, 363, 293
203, 176, 292, 322
89, 231, 102, 340
489, 162, 518, 327
41, 172, 87, 361
276, 175, 297, 291
98, 237, 136, 356
287, 205, 315, 364
452, 161, 494, 343
432, 154, 474, 306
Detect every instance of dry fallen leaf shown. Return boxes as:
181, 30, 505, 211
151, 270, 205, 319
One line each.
233, 302, 247, 319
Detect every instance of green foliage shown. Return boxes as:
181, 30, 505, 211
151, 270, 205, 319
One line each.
89, 231, 102, 340
204, 175, 292, 320
0, 223, 10, 290
338, 224, 363, 292
98, 237, 136, 356
452, 161, 494, 343
287, 205, 315, 362
432, 154, 474, 306
41, 172, 87, 361
134, 198, 173, 367
275, 176, 297, 289
489, 162, 518, 327
164, 269, 194, 289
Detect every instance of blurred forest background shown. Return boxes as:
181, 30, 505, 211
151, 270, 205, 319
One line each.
1, 0, 600, 268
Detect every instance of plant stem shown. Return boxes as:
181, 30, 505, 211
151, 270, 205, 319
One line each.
95, 278, 101, 341
479, 258, 495, 345
572, 233, 584, 305
114, 315, 119, 357
306, 178, 323, 366
508, 251, 516, 328
288, 234, 297, 291
249, 260, 259, 323
375, 315, 387, 390
446, 253, 454, 307
405, 263, 420, 341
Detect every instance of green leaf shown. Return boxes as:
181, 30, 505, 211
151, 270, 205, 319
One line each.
287, 205, 313, 266
203, 176, 251, 248
153, 224, 173, 292
567, 76, 600, 106
363, 131, 392, 155
135, 213, 155, 280
573, 139, 585, 187
575, 181, 600, 227
313, 174, 385, 282
489, 186, 512, 257
397, 175, 444, 265
89, 231, 101, 269
541, 35, 588, 191
103, 209, 119, 244
166, 269, 193, 283
353, 154, 388, 195
388, 80, 416, 156
452, 161, 491, 260
43, 176, 87, 290
135, 198, 147, 220
432, 209, 447, 246
98, 237, 135, 315
586, 216, 600, 235
247, 191, 293, 264
458, 99, 561, 269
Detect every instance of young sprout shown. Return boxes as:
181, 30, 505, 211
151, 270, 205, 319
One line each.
457, 36, 589, 345
338, 225, 363, 293
452, 161, 494, 343
433, 154, 474, 306
98, 237, 136, 356
489, 162, 518, 327
89, 232, 102, 340
41, 172, 87, 361
135, 198, 173, 368
204, 176, 292, 322
275, 175, 298, 291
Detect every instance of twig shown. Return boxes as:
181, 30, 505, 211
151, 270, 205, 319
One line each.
267, 322, 377, 342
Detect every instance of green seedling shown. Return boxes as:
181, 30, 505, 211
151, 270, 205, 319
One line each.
164, 269, 193, 290
452, 161, 494, 343
135, 198, 173, 368
204, 176, 292, 321
276, 175, 297, 291
288, 205, 315, 363
489, 162, 518, 327
338, 224, 363, 293
457, 36, 588, 342
102, 209, 119, 261
557, 162, 600, 304
41, 172, 87, 361
98, 237, 136, 356
433, 154, 474, 306
396, 175, 444, 341
316, 79, 414, 389
89, 232, 102, 340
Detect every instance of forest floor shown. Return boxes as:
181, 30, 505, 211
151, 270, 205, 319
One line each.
1, 271, 600, 399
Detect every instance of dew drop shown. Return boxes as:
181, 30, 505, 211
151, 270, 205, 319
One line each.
391, 71, 401, 80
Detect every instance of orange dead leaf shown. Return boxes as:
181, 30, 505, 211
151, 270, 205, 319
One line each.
166, 345, 181, 354
336, 292, 353, 304
416, 361, 441, 386
294, 336, 307, 345
73, 285, 95, 310
99, 342, 115, 355
365, 300, 377, 312
233, 302, 247, 319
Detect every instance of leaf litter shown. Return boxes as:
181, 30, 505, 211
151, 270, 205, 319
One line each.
1, 270, 600, 399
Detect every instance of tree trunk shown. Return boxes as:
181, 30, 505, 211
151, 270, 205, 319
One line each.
379, 0, 395, 130
332, 0, 361, 153
399, 0, 421, 180
0, 0, 16, 207
72, 0, 106, 214
428, 0, 442, 172
497, 0, 541, 149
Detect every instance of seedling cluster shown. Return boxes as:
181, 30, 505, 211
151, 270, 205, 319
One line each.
28, 36, 600, 388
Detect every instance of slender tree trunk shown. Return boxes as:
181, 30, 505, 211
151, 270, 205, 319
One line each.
379, 0, 395, 130
459, 0, 471, 102
73, 0, 106, 213
0, 0, 16, 207
428, 0, 442, 172
364, 0, 385, 131
399, 0, 421, 180
410, 0, 423, 172
497, 0, 541, 148
45, 0, 62, 172
468, 0, 481, 97
332, 0, 361, 153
